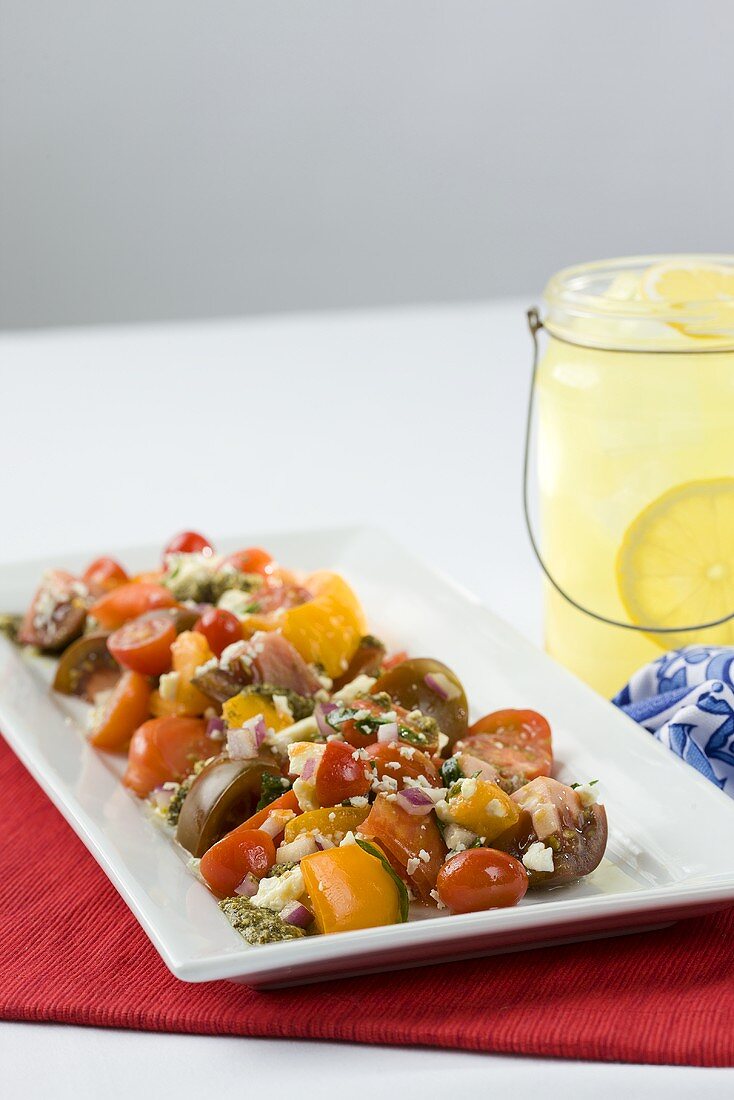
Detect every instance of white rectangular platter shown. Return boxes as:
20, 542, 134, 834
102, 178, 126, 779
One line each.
1, 525, 733, 989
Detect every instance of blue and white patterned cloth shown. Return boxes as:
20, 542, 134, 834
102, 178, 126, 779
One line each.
613, 646, 734, 798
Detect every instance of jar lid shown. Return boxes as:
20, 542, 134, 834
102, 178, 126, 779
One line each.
542, 255, 734, 351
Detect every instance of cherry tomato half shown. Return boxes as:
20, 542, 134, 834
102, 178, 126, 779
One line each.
220, 547, 273, 576
200, 828, 276, 897
89, 582, 177, 631
82, 556, 129, 597
107, 611, 177, 677
194, 607, 242, 657
88, 670, 152, 752
463, 709, 553, 788
123, 716, 215, 797
436, 848, 528, 913
164, 531, 214, 559
314, 741, 371, 806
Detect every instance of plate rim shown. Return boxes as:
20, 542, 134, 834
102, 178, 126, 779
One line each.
1, 522, 733, 984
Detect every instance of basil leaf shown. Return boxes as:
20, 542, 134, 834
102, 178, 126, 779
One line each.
355, 839, 410, 923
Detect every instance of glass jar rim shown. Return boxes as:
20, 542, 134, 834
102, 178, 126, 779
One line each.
542, 254, 734, 351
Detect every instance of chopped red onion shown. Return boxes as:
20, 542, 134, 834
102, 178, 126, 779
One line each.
276, 834, 318, 863
377, 721, 399, 744
280, 900, 313, 928
227, 714, 268, 759
424, 672, 460, 701
396, 786, 437, 815
234, 872, 259, 898
314, 700, 339, 740
301, 756, 318, 782
150, 785, 175, 812
206, 715, 226, 738
313, 831, 335, 851
259, 808, 293, 839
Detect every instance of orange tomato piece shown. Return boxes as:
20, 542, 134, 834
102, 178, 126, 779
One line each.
88, 670, 152, 752
150, 630, 214, 717
89, 582, 176, 630
280, 571, 366, 680
123, 716, 215, 797
301, 844, 402, 933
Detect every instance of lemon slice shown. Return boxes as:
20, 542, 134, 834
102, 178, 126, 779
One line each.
617, 478, 734, 649
642, 261, 734, 304
641, 261, 734, 339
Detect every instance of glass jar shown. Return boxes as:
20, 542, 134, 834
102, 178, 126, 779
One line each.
535, 255, 734, 696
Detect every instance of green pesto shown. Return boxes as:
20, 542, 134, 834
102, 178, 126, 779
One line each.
165, 758, 209, 826
163, 563, 262, 604
219, 897, 305, 944
265, 861, 297, 878
256, 772, 292, 812
0, 613, 22, 642
240, 683, 315, 723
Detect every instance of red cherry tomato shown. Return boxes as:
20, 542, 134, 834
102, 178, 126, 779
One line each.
200, 828, 276, 897
107, 611, 177, 677
220, 547, 273, 576
82, 556, 129, 597
364, 742, 441, 788
164, 531, 214, 559
123, 716, 216, 797
89, 582, 177, 631
436, 848, 528, 913
315, 741, 371, 806
463, 709, 552, 787
194, 607, 242, 657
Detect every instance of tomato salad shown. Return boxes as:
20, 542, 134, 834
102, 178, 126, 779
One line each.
9, 532, 607, 945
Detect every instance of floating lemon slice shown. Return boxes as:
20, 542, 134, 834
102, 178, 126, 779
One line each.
617, 478, 734, 649
641, 260, 734, 339
642, 261, 734, 304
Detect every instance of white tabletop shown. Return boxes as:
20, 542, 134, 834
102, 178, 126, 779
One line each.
0, 301, 729, 1094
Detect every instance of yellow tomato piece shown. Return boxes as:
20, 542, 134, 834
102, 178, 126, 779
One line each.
222, 692, 293, 733
283, 805, 369, 845
280, 571, 367, 680
151, 630, 214, 718
445, 779, 519, 841
301, 844, 401, 934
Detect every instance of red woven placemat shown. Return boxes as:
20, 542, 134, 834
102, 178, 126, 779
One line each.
1, 734, 732, 1066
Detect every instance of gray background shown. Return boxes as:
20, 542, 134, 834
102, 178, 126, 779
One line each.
1, 0, 732, 330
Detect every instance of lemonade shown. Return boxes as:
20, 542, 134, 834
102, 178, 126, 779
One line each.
537, 256, 734, 696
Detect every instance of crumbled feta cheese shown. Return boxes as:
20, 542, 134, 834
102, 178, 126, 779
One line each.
418, 849, 430, 864
443, 824, 476, 852
267, 715, 319, 754
385, 761, 401, 771
217, 589, 256, 618
348, 796, 369, 808
574, 782, 598, 808
252, 866, 305, 912
429, 888, 446, 910
332, 674, 377, 703
158, 671, 180, 702
486, 797, 506, 817
340, 831, 358, 846
287, 741, 326, 777
459, 777, 478, 800
522, 841, 555, 873
194, 657, 218, 678
406, 857, 421, 875
272, 693, 294, 722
